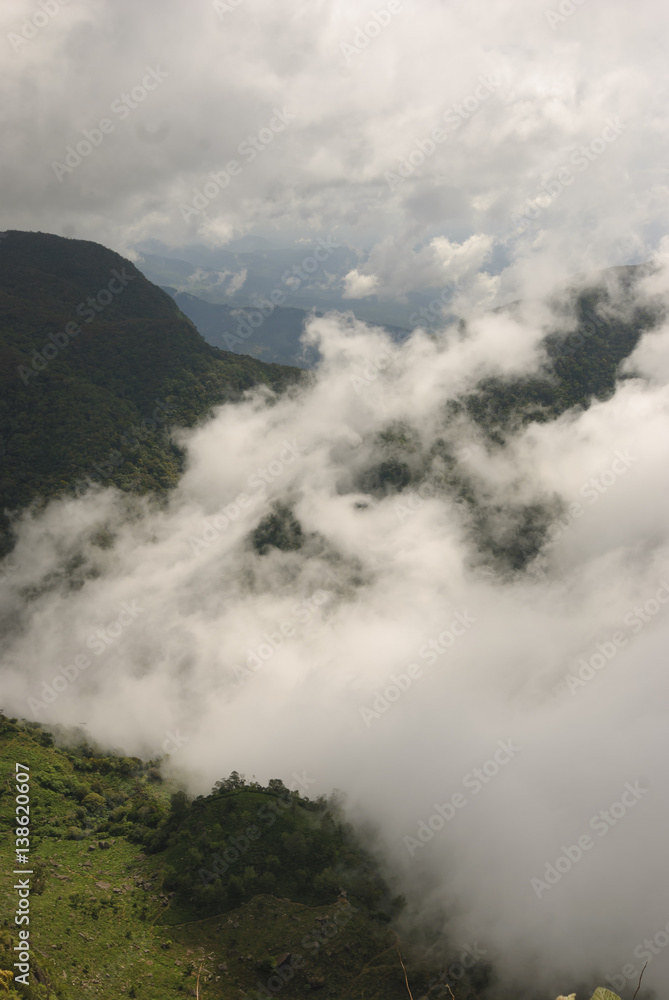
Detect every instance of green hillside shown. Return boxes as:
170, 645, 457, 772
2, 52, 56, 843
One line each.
347, 265, 662, 573
0, 716, 491, 999
462, 264, 660, 437
0, 231, 302, 552
0, 241, 649, 998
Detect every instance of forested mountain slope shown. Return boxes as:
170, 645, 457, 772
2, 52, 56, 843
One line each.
0, 232, 302, 550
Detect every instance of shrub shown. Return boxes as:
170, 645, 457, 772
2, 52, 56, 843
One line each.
83, 792, 106, 813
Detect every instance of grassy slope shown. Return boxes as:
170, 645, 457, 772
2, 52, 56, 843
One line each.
0, 719, 487, 1000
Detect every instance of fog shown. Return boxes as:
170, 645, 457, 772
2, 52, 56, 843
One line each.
3, 0, 669, 988
2, 261, 669, 995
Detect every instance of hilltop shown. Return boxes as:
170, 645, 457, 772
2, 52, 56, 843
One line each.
0, 231, 302, 551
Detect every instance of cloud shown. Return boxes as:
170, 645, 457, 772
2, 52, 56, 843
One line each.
226, 267, 247, 293
0, 0, 667, 285
342, 268, 379, 297
3, 0, 669, 992
2, 271, 669, 993
342, 234, 495, 302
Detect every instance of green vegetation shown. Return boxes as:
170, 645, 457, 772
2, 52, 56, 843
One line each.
348, 270, 662, 573
0, 242, 649, 995
0, 716, 493, 999
0, 234, 658, 580
250, 505, 305, 555
0, 716, 624, 998
461, 267, 660, 438
155, 774, 396, 921
0, 231, 303, 554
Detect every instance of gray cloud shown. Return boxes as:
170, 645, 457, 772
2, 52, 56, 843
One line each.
1, 0, 667, 286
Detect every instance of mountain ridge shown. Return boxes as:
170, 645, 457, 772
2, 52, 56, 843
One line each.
0, 230, 302, 551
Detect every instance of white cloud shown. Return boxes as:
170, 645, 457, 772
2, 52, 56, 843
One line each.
0, 0, 666, 288
342, 268, 379, 297
341, 234, 495, 301
2, 281, 669, 992
226, 267, 247, 294
3, 0, 669, 991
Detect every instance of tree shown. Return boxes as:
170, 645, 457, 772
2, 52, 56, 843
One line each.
268, 778, 288, 794
169, 790, 190, 819
82, 792, 106, 814
213, 770, 246, 792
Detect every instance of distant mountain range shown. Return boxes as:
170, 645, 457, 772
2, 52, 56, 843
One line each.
0, 231, 660, 573
162, 288, 411, 368
134, 238, 427, 331
0, 232, 660, 998
162, 288, 319, 367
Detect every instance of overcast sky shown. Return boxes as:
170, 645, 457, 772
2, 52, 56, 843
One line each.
3, 3, 669, 996
2, 0, 668, 305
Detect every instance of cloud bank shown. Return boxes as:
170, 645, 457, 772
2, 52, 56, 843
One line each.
1, 0, 668, 297
2, 264, 669, 994
3, 0, 669, 992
